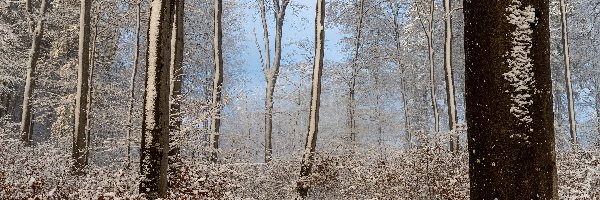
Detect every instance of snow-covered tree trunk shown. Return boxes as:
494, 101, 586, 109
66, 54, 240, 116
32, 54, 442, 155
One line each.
139, 0, 173, 197
259, 0, 289, 163
127, 1, 142, 168
464, 0, 558, 198
20, 0, 48, 146
209, 0, 224, 163
348, 0, 364, 143
560, 0, 577, 146
296, 0, 324, 198
169, 0, 184, 182
444, 0, 458, 153
426, 0, 439, 134
72, 0, 92, 175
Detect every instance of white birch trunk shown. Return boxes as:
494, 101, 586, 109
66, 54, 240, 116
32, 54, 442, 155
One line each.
296, 0, 324, 198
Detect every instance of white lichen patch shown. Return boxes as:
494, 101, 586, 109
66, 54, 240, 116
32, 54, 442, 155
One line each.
503, 0, 537, 123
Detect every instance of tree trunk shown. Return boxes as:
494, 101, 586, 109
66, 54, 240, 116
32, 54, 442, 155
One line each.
20, 0, 48, 146
139, 0, 173, 197
444, 0, 458, 153
348, 0, 364, 143
85, 10, 99, 165
72, 0, 92, 175
426, 0, 439, 134
209, 0, 224, 163
392, 5, 411, 149
464, 0, 558, 199
560, 0, 577, 146
169, 0, 184, 183
127, 1, 142, 169
260, 0, 289, 163
296, 0, 324, 198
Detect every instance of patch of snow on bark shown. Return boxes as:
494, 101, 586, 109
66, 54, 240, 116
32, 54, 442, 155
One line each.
144, 0, 163, 138
503, 0, 537, 123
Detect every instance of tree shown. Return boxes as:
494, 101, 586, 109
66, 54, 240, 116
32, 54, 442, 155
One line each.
257, 0, 290, 163
559, 0, 577, 146
443, 0, 458, 153
169, 0, 184, 181
209, 0, 224, 163
72, 0, 92, 175
348, 0, 364, 143
464, 0, 558, 198
139, 0, 173, 197
296, 0, 324, 198
20, 0, 48, 146
126, 1, 143, 168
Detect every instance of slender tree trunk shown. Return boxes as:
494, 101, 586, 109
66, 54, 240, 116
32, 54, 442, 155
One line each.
464, 0, 558, 198
85, 10, 99, 165
260, 0, 289, 163
139, 0, 173, 197
560, 0, 577, 146
72, 0, 92, 175
209, 0, 224, 163
444, 0, 458, 153
392, 5, 411, 149
127, 1, 142, 169
426, 0, 439, 134
169, 0, 184, 183
296, 0, 324, 198
348, 0, 364, 143
20, 0, 48, 146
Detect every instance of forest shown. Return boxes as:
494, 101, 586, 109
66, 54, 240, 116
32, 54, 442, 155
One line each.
1, 0, 600, 199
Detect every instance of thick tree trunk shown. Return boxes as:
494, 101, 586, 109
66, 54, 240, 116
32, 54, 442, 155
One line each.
209, 0, 224, 163
426, 0, 439, 134
560, 0, 577, 146
139, 0, 173, 197
296, 0, 324, 198
444, 0, 458, 153
20, 0, 48, 146
464, 0, 558, 199
72, 0, 92, 175
169, 0, 184, 183
348, 0, 364, 143
127, 1, 142, 168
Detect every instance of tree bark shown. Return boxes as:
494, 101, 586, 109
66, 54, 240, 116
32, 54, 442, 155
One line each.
85, 10, 99, 165
296, 0, 324, 198
209, 0, 224, 163
127, 1, 142, 169
348, 0, 364, 143
559, 0, 577, 146
169, 0, 184, 183
464, 0, 558, 199
444, 0, 458, 153
20, 0, 48, 146
72, 0, 92, 175
426, 0, 439, 134
259, 0, 289, 163
139, 0, 173, 197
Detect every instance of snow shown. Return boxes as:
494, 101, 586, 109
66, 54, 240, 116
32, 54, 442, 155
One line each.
503, 0, 537, 124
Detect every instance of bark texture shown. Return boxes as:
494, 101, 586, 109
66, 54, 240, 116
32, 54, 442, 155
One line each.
296, 0, 324, 198
20, 0, 48, 146
464, 0, 558, 199
139, 0, 173, 197
169, 0, 184, 182
72, 0, 92, 175
209, 0, 224, 163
